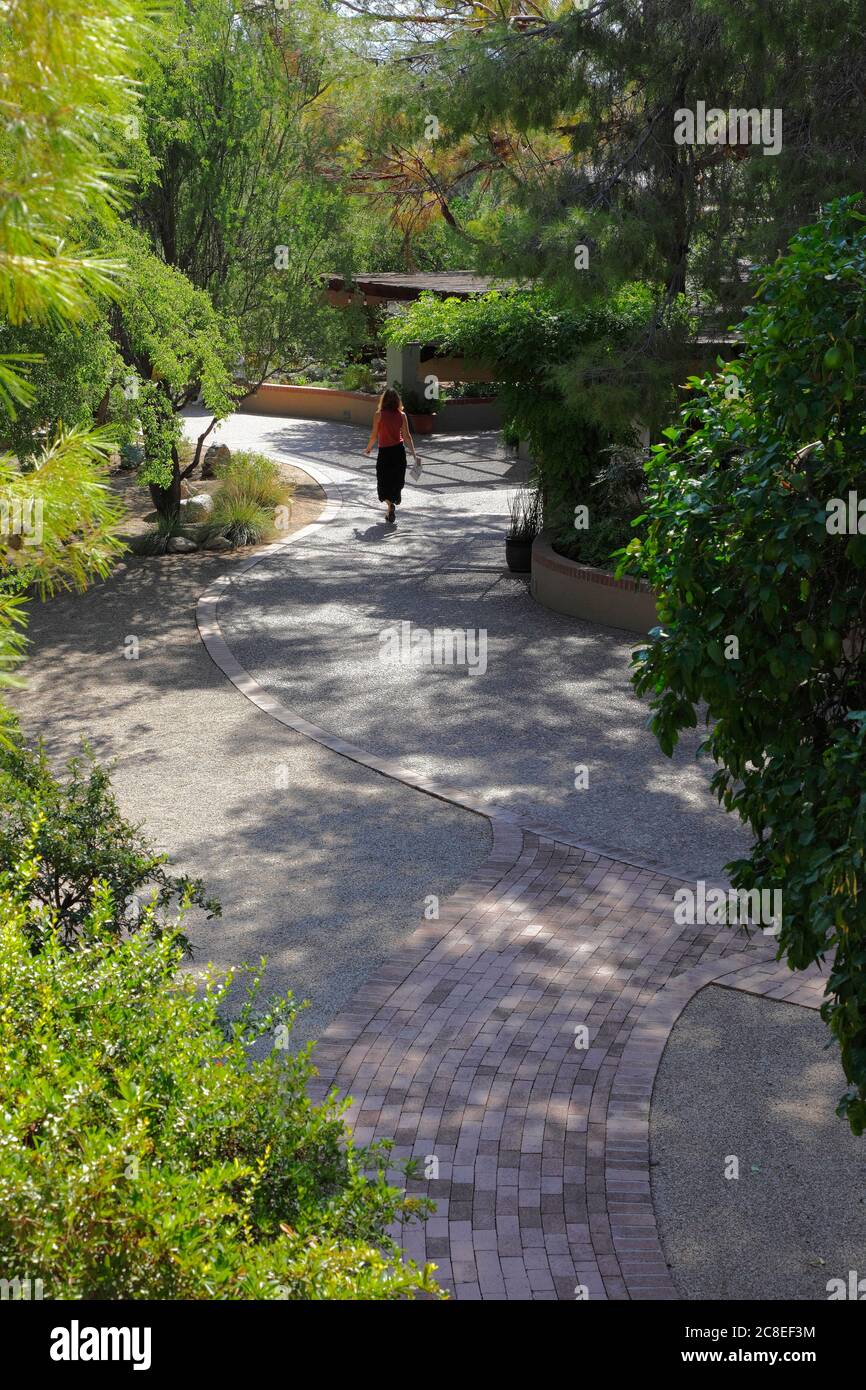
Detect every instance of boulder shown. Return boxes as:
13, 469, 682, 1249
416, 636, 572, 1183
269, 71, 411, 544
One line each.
179, 492, 214, 521
202, 534, 232, 552
201, 443, 231, 479
119, 442, 144, 470
166, 535, 198, 553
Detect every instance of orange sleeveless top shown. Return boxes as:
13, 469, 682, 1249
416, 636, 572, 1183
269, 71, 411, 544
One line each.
377, 408, 404, 447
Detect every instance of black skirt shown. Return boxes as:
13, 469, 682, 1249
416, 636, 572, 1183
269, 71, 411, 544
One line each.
376, 443, 407, 503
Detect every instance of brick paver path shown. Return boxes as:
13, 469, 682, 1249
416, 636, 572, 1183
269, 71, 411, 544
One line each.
309, 826, 823, 1300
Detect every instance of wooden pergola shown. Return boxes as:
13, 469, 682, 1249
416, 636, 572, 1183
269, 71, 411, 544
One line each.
324, 271, 522, 307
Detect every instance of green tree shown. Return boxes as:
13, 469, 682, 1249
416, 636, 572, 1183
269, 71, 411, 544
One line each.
106, 227, 241, 514
0, 0, 159, 710
0, 317, 117, 462
0, 731, 220, 952
624, 198, 866, 1132
352, 0, 866, 405
134, 0, 366, 378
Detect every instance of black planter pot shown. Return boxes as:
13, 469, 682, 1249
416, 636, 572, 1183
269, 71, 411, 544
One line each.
505, 536, 534, 573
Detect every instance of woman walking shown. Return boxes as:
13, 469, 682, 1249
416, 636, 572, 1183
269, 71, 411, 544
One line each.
363, 387, 420, 524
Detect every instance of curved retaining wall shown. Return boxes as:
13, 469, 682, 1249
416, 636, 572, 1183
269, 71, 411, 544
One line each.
239, 382, 501, 433
530, 529, 659, 634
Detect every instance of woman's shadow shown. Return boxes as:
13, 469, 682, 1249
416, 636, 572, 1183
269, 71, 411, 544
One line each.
352, 520, 399, 542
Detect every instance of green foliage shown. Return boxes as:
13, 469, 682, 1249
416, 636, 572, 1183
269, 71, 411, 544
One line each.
134, 0, 365, 379
0, 0, 158, 399
0, 427, 127, 694
624, 197, 866, 1132
129, 510, 188, 556
204, 498, 273, 550
0, 732, 219, 952
341, 363, 377, 394
105, 227, 240, 500
381, 0, 866, 377
0, 848, 441, 1299
0, 317, 117, 462
506, 486, 542, 543
0, 0, 157, 707
214, 452, 294, 513
386, 287, 657, 560
202, 451, 292, 546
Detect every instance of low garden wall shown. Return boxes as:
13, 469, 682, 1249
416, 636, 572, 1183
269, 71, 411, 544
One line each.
530, 529, 659, 634
240, 382, 377, 427
239, 382, 501, 433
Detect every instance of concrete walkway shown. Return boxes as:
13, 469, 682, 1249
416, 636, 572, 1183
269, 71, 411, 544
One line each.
207, 410, 748, 881
193, 408, 849, 1303
9, 461, 491, 1044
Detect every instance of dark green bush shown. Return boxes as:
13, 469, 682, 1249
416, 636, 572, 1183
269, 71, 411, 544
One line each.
623, 196, 866, 1132
0, 733, 219, 953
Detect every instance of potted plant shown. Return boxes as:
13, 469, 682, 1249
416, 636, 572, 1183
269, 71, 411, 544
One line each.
505, 486, 542, 573
396, 383, 441, 434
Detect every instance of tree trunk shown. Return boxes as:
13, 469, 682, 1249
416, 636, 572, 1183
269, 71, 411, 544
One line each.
148, 446, 182, 518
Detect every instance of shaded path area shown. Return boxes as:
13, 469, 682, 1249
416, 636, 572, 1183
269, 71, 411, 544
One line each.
652, 986, 863, 1300
9, 462, 491, 1043
13, 411, 854, 1301
210, 410, 749, 881
307, 833, 829, 1300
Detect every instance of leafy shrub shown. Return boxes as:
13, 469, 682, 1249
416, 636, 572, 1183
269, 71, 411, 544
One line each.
205, 451, 293, 546
0, 847, 441, 1299
622, 196, 866, 1132
0, 733, 219, 952
385, 287, 662, 557
0, 317, 116, 463
341, 363, 377, 394
442, 379, 502, 399
555, 443, 650, 569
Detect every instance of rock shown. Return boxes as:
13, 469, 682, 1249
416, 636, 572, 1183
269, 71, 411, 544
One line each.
202, 535, 232, 552
119, 443, 144, 470
180, 481, 192, 499
201, 443, 231, 479
179, 492, 214, 521
166, 535, 198, 553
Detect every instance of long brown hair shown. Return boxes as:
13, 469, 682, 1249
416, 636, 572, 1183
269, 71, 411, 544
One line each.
378, 387, 401, 413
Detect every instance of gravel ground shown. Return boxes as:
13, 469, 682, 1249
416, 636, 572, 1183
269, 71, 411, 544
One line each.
211, 410, 749, 880
10, 458, 491, 1043
651, 985, 866, 1301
